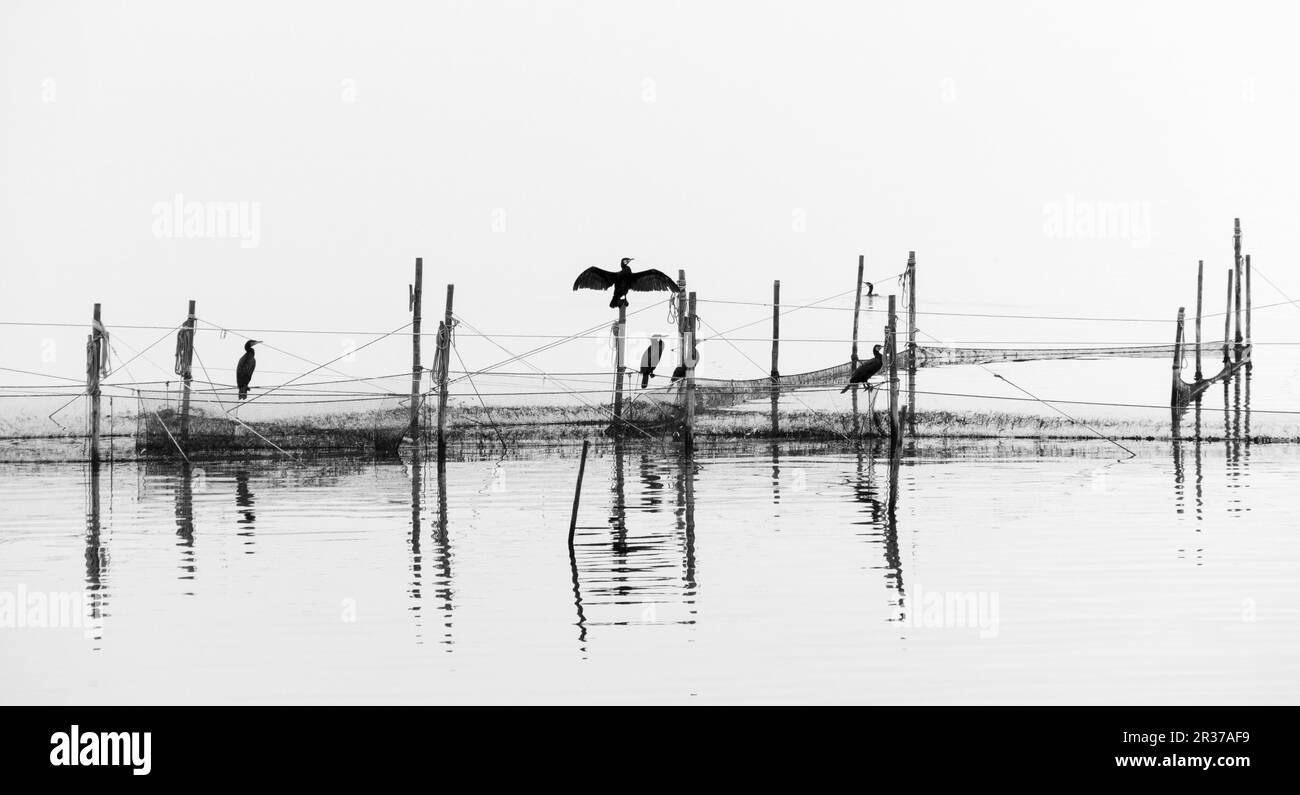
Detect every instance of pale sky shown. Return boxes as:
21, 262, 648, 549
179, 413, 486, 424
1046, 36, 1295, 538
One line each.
4, 0, 1298, 394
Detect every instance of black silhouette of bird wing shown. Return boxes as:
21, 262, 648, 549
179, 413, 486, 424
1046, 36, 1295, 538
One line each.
572, 267, 619, 291
628, 269, 680, 293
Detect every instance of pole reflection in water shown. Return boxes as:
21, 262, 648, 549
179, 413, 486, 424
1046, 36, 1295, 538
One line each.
84, 461, 108, 644
235, 469, 255, 552
568, 440, 698, 643
1193, 399, 1204, 524
769, 441, 780, 506
175, 462, 195, 591
676, 451, 698, 598
1172, 407, 1186, 516
849, 441, 906, 625
409, 451, 455, 648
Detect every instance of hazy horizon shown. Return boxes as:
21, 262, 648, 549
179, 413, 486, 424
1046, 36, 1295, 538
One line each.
5, 0, 1298, 393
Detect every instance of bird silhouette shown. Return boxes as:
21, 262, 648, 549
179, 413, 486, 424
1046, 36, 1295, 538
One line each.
639, 335, 666, 388
236, 340, 260, 400
841, 344, 884, 393
669, 338, 701, 384
573, 258, 680, 308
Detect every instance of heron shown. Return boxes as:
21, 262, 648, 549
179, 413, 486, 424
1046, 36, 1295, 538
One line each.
236, 340, 261, 400
573, 258, 680, 308
841, 344, 884, 393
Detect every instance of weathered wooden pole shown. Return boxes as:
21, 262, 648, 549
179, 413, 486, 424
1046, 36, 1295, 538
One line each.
851, 254, 865, 368
887, 294, 900, 440
88, 303, 103, 464
684, 291, 697, 450
178, 299, 196, 450
1171, 307, 1186, 406
409, 258, 423, 442
1222, 270, 1233, 365
770, 279, 780, 436
1233, 218, 1243, 359
1245, 253, 1253, 366
1194, 261, 1204, 381
676, 269, 688, 375
568, 439, 590, 544
612, 302, 627, 430
906, 251, 917, 435
850, 255, 866, 437
436, 284, 454, 446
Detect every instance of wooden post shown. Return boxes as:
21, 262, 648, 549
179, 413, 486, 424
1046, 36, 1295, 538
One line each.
1222, 270, 1233, 365
684, 291, 697, 449
612, 302, 627, 430
178, 299, 196, 450
887, 295, 900, 440
906, 251, 917, 435
1245, 253, 1253, 364
676, 269, 687, 375
770, 279, 780, 436
409, 258, 423, 442
851, 254, 865, 368
436, 284, 454, 445
850, 255, 866, 437
1171, 307, 1186, 406
1194, 261, 1204, 382
88, 303, 103, 464
568, 439, 590, 543
1233, 218, 1243, 359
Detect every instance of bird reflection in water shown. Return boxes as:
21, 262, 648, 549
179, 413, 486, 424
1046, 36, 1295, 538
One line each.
235, 469, 255, 552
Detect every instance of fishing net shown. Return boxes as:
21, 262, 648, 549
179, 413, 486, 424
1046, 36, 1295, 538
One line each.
133, 378, 414, 456
689, 342, 1225, 409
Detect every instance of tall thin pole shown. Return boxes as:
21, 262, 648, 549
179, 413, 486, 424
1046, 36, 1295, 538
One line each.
89, 303, 103, 464
1194, 260, 1204, 381
887, 294, 900, 440
1223, 270, 1234, 365
1245, 253, 1253, 366
770, 279, 780, 436
676, 269, 687, 373
906, 251, 917, 435
1171, 306, 1186, 406
178, 299, 196, 450
436, 284, 454, 446
612, 302, 627, 430
850, 254, 865, 368
850, 255, 866, 437
685, 291, 697, 449
409, 258, 423, 442
1233, 218, 1243, 358
568, 439, 590, 542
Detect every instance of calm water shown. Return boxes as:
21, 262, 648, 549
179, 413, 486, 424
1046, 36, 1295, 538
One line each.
1, 435, 1298, 705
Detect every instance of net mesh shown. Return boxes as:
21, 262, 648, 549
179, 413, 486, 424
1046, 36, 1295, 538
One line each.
133, 380, 413, 455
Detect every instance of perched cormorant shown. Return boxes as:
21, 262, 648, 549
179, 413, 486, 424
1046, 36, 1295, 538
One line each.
669, 339, 701, 384
865, 282, 875, 297
573, 258, 680, 308
639, 335, 666, 388
841, 344, 884, 393
236, 340, 261, 400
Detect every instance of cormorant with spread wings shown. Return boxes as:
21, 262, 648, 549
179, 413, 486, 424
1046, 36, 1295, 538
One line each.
572, 257, 680, 308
